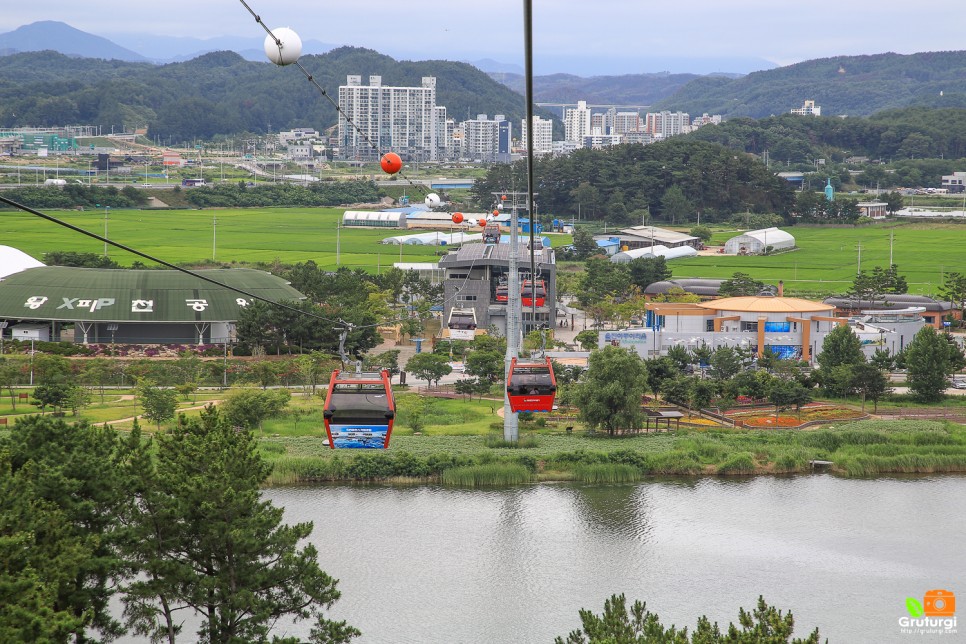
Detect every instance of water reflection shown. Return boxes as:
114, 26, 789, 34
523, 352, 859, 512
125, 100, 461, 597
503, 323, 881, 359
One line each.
260, 476, 966, 644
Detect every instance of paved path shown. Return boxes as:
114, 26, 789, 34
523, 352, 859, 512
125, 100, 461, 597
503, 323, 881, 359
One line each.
105, 400, 222, 426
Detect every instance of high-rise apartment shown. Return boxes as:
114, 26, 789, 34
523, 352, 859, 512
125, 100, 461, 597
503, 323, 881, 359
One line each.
338, 75, 439, 161
520, 115, 553, 156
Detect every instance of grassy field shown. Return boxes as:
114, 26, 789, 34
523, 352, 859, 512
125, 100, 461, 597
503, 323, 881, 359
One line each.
0, 206, 574, 271
676, 221, 966, 296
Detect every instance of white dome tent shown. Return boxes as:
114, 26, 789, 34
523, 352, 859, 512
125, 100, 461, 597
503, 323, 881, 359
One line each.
610, 245, 698, 263
724, 228, 795, 255
0, 245, 45, 279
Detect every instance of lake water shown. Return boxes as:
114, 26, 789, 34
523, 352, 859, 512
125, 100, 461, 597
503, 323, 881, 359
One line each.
263, 476, 965, 643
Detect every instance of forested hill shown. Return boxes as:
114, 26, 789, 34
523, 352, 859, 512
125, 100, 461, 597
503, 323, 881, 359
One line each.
489, 71, 705, 105
655, 50, 966, 117
0, 48, 554, 140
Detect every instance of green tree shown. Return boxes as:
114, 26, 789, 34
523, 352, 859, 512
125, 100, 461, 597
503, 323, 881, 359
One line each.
556, 593, 820, 644
0, 361, 23, 410
364, 350, 401, 381
709, 346, 744, 381
905, 326, 962, 402
405, 353, 452, 387
31, 382, 74, 415
572, 226, 598, 259
626, 256, 671, 291
138, 382, 178, 429
574, 346, 648, 434
718, 272, 765, 297
570, 181, 600, 219
768, 379, 812, 419
294, 352, 331, 395
882, 191, 904, 215
938, 271, 966, 316
578, 258, 631, 307
80, 359, 114, 404
465, 350, 504, 383
689, 225, 713, 243
220, 388, 291, 430
122, 408, 359, 644
850, 362, 891, 411
574, 330, 600, 351
660, 185, 692, 224
396, 395, 429, 433
1, 416, 130, 641
817, 325, 865, 368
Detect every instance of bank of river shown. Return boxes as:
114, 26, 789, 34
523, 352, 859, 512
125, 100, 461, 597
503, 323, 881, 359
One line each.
259, 419, 966, 485
264, 475, 966, 643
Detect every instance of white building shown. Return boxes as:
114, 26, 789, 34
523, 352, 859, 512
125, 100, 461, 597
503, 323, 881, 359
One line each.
338, 75, 440, 162
941, 171, 966, 194
613, 111, 643, 135
521, 116, 553, 156
461, 114, 511, 163
790, 100, 821, 116
645, 111, 690, 138
614, 296, 924, 363
581, 133, 623, 150
564, 100, 592, 143
724, 228, 795, 255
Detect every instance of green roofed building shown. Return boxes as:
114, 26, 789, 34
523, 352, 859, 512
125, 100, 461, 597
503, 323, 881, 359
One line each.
0, 267, 305, 345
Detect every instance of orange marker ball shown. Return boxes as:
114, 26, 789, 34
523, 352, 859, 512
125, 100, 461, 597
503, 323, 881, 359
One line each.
452, 212, 464, 224
380, 152, 402, 174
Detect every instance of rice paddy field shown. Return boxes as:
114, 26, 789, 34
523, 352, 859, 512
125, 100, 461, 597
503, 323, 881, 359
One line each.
677, 222, 966, 296
0, 206, 575, 271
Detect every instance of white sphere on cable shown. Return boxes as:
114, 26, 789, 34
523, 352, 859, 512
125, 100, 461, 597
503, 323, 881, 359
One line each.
424, 193, 441, 208
264, 28, 302, 66
467, 218, 478, 227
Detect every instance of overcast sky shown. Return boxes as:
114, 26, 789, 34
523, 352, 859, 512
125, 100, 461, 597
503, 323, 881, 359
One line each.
4, 1, 966, 74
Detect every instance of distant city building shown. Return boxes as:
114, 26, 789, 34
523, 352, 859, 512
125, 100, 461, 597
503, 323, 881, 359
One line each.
462, 114, 511, 163
581, 133, 623, 149
564, 100, 592, 143
338, 75, 440, 162
790, 99, 822, 116
551, 140, 580, 156
613, 111, 643, 135
622, 131, 655, 146
645, 111, 690, 138
520, 116, 553, 156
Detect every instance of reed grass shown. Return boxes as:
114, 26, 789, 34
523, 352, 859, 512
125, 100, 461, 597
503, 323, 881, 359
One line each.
572, 463, 641, 484
716, 452, 757, 475
441, 463, 533, 487
839, 454, 966, 477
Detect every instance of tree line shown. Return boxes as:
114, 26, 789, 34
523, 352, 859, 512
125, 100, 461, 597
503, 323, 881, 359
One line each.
473, 138, 796, 225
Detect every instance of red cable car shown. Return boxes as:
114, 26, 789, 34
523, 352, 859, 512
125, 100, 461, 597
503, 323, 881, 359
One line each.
521, 278, 546, 307
322, 369, 395, 449
483, 222, 501, 244
506, 357, 556, 412
495, 283, 508, 302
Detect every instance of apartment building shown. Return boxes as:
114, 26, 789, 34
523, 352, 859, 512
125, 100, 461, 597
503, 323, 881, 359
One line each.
520, 116, 553, 156
338, 75, 439, 162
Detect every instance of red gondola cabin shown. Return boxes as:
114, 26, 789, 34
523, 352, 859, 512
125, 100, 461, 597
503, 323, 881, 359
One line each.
506, 357, 556, 412
323, 369, 395, 448
521, 279, 546, 307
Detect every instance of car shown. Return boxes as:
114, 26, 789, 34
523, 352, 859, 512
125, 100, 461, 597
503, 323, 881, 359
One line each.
950, 380, 966, 389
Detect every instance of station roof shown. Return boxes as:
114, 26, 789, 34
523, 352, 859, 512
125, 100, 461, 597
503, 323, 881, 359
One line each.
699, 296, 834, 314
0, 267, 304, 323
438, 242, 555, 269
